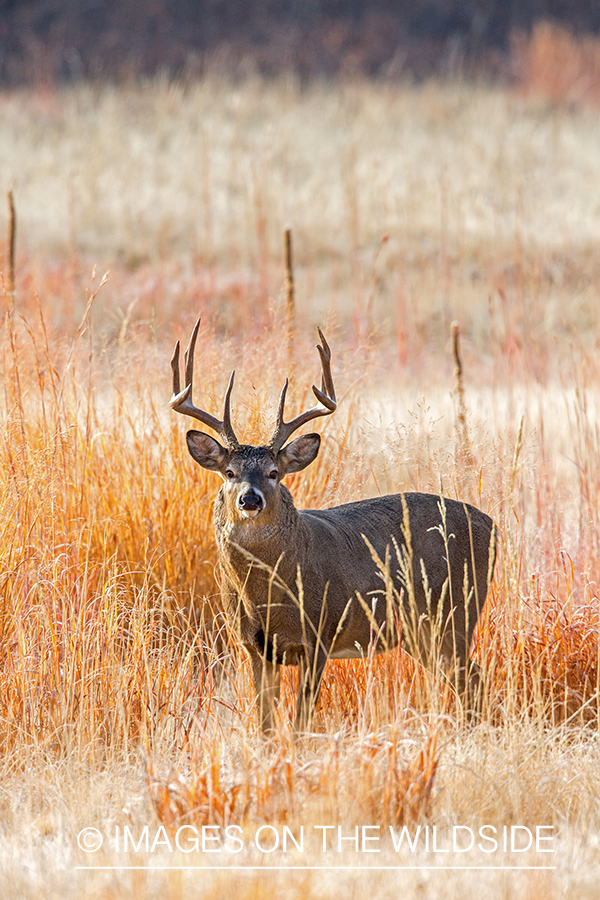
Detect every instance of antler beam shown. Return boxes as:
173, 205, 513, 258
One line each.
268, 327, 337, 453
170, 318, 239, 449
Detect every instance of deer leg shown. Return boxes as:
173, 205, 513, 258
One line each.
453, 658, 484, 717
438, 631, 483, 717
249, 650, 281, 734
294, 646, 327, 732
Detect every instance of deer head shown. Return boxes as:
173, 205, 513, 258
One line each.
170, 320, 337, 524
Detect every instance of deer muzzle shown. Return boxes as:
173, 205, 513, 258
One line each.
237, 487, 265, 518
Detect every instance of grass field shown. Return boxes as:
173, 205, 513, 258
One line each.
1, 69, 600, 897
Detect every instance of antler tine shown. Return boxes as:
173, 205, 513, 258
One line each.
314, 327, 336, 407
268, 328, 337, 453
169, 317, 240, 448
183, 316, 201, 392
171, 339, 182, 397
274, 378, 289, 428
222, 370, 239, 448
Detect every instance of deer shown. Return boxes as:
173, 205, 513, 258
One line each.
170, 320, 497, 733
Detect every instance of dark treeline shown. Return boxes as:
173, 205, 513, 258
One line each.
1, 0, 600, 84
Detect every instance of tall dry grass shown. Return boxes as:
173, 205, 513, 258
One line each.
1, 74, 600, 897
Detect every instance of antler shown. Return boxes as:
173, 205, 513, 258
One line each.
170, 318, 239, 449
268, 327, 337, 453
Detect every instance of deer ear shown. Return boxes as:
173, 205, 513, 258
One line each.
186, 431, 228, 472
278, 433, 321, 475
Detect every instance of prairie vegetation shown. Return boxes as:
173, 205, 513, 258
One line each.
1, 63, 600, 897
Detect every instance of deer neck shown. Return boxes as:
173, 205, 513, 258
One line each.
214, 483, 301, 565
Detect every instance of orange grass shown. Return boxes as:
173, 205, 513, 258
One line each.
514, 22, 600, 107
1, 273, 599, 757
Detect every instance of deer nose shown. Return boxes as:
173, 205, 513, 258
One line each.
238, 488, 264, 513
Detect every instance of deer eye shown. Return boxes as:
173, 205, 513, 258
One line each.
268, 469, 278, 480
225, 469, 235, 480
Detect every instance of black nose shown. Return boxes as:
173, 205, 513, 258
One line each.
238, 489, 264, 512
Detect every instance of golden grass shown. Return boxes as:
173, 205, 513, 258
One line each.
1, 73, 600, 897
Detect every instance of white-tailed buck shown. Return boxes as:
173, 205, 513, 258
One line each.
171, 320, 497, 732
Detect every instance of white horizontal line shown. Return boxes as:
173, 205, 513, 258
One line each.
75, 865, 557, 871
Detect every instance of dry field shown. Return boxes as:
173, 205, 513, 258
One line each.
1, 71, 600, 898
